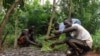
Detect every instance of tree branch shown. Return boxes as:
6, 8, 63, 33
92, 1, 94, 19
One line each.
0, 0, 20, 50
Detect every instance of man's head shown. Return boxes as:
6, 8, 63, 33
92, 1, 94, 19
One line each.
28, 25, 35, 31
54, 23, 59, 30
64, 19, 72, 28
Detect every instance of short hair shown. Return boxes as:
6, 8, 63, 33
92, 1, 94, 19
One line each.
54, 23, 59, 30
64, 19, 72, 25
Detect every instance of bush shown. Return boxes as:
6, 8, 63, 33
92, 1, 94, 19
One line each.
92, 30, 100, 51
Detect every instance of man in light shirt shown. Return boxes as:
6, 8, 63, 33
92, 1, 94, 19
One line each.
50, 19, 93, 56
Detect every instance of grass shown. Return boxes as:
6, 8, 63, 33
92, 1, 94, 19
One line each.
36, 34, 67, 52
2, 34, 15, 48
3, 30, 100, 52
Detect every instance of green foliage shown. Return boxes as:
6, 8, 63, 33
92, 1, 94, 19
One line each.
79, 0, 100, 34
2, 0, 55, 35
37, 35, 53, 51
3, 0, 24, 9
0, 10, 5, 24
21, 0, 58, 35
92, 30, 100, 51
3, 0, 14, 9
4, 34, 15, 48
59, 0, 100, 34
3, 6, 21, 34
1, 0, 100, 51
37, 35, 67, 51
54, 34, 67, 51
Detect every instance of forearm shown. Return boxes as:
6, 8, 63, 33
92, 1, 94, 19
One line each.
50, 40, 65, 48
26, 37, 37, 45
46, 34, 60, 40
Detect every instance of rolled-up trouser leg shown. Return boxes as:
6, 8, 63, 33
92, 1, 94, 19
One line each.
65, 38, 90, 54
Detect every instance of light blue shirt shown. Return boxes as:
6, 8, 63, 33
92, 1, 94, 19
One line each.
59, 22, 65, 31
72, 18, 81, 25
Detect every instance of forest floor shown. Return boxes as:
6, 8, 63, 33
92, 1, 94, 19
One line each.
0, 47, 100, 56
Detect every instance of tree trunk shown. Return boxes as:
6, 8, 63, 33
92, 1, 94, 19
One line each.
0, 0, 2, 12
67, 0, 72, 20
41, 0, 56, 51
0, 0, 20, 51
1, 31, 9, 47
14, 9, 18, 48
46, 0, 56, 39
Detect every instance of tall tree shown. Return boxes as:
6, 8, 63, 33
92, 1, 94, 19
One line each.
46, 0, 56, 39
14, 8, 19, 48
0, 0, 20, 51
0, 0, 2, 12
67, 0, 72, 20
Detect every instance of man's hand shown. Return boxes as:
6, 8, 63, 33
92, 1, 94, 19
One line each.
54, 30, 62, 34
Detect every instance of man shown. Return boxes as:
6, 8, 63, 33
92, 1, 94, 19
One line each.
56, 20, 93, 54
18, 25, 42, 48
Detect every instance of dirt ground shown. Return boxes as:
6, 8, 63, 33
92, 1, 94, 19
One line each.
0, 47, 100, 56
84, 51, 100, 56
0, 47, 66, 56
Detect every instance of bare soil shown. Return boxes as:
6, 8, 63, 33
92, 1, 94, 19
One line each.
0, 47, 100, 56
0, 47, 66, 56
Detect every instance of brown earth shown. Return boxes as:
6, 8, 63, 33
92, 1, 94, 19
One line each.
0, 47, 100, 56
85, 51, 100, 56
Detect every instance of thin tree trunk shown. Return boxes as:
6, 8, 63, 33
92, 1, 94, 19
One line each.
67, 0, 72, 20
0, 0, 2, 12
14, 10, 18, 48
41, 0, 56, 51
1, 31, 9, 46
46, 0, 56, 39
0, 0, 20, 51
